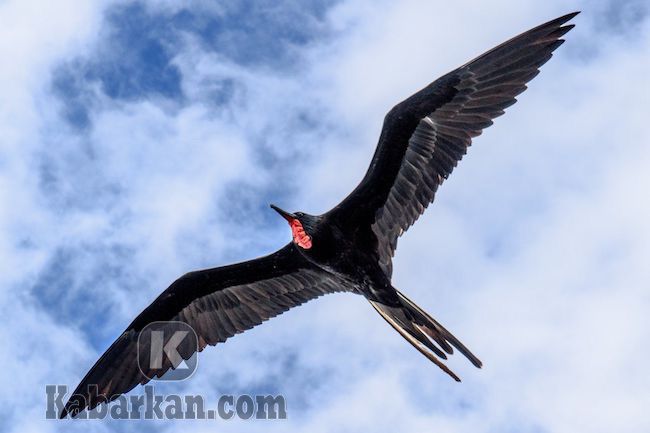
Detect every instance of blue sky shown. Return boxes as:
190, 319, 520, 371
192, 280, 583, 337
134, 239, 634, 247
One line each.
1, 1, 649, 432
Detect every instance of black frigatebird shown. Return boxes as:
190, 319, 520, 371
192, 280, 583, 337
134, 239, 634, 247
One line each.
61, 12, 578, 418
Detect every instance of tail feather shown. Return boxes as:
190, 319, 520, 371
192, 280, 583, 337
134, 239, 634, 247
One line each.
369, 300, 460, 382
397, 290, 482, 368
415, 322, 454, 355
369, 289, 482, 381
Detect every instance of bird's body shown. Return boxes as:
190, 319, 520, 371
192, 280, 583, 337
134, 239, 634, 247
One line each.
61, 12, 579, 418
287, 213, 393, 303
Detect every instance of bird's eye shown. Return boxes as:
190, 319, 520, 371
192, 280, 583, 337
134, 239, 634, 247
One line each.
296, 212, 303, 217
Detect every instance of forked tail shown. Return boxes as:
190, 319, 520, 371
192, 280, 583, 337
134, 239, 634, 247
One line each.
369, 290, 482, 381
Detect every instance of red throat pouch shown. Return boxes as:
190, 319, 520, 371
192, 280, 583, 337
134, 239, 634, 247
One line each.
289, 219, 312, 249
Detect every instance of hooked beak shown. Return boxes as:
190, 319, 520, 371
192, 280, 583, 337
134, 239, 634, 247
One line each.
270, 204, 295, 222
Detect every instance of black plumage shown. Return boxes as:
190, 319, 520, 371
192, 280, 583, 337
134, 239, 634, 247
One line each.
61, 12, 578, 418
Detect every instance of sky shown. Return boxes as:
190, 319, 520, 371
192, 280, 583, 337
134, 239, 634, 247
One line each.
0, 0, 648, 432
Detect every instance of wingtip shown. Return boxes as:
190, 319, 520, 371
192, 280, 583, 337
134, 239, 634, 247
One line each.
59, 403, 79, 419
558, 12, 580, 28
60, 396, 85, 419
542, 11, 580, 30
564, 11, 582, 27
558, 11, 581, 23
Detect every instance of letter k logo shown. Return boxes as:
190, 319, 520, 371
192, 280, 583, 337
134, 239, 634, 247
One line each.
137, 321, 198, 381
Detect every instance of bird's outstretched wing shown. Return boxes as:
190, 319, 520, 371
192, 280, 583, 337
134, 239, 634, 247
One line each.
331, 12, 578, 276
61, 243, 346, 418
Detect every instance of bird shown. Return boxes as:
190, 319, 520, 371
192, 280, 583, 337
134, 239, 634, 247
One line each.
61, 12, 579, 418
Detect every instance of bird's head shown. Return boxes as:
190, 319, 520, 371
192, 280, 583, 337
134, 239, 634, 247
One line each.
270, 204, 319, 250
